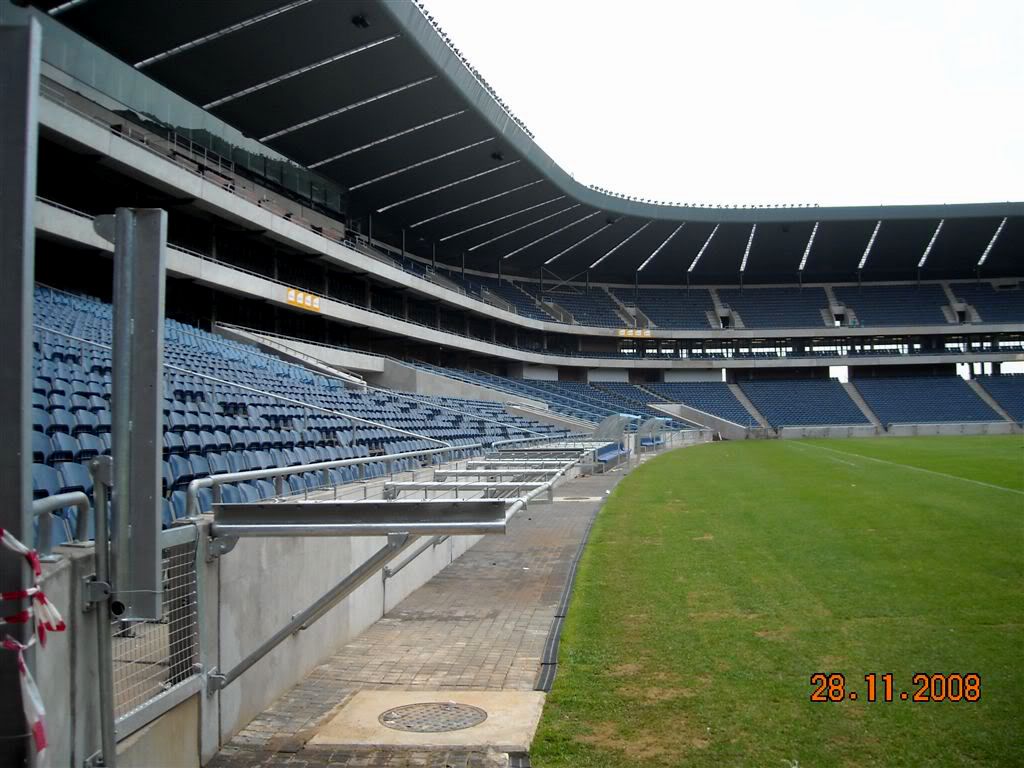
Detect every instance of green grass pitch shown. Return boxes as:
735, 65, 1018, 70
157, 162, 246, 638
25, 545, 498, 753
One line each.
531, 435, 1024, 767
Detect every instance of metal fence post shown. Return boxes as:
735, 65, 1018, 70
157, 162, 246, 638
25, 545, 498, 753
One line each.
95, 209, 167, 620
0, 18, 40, 767
88, 458, 118, 768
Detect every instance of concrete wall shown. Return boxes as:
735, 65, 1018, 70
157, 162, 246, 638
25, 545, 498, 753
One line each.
241, 334, 387, 374
35, 519, 484, 767
650, 403, 757, 440
885, 421, 1019, 437
520, 365, 559, 381
366, 360, 547, 409
586, 368, 629, 382
664, 369, 724, 382
505, 404, 595, 433
777, 425, 882, 439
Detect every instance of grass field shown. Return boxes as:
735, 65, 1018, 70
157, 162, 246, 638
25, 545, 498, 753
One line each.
531, 435, 1024, 768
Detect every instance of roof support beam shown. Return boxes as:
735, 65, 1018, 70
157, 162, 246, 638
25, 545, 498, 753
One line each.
977, 217, 1007, 267
468, 203, 580, 252
503, 211, 602, 260
637, 223, 685, 273
687, 224, 719, 273
376, 160, 519, 213
917, 219, 945, 269
350, 137, 493, 190
135, 0, 314, 68
48, 0, 92, 15
204, 36, 399, 109
798, 221, 819, 272
739, 224, 757, 273
410, 180, 544, 229
589, 221, 651, 270
544, 220, 617, 266
262, 77, 435, 142
439, 196, 565, 242
857, 220, 882, 271
309, 111, 465, 168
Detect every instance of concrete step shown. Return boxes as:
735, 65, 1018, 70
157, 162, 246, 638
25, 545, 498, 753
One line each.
967, 379, 1016, 423
728, 384, 769, 428
842, 381, 882, 427
604, 287, 638, 327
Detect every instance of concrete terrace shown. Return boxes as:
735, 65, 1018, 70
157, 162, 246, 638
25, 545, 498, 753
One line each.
208, 468, 634, 768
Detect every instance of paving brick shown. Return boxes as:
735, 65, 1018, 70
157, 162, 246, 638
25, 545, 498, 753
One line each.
208, 471, 624, 768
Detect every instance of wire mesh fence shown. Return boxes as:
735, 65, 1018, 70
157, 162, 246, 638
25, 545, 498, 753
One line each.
111, 535, 199, 722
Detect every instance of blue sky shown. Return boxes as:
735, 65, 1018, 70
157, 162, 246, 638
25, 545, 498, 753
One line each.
423, 0, 1023, 207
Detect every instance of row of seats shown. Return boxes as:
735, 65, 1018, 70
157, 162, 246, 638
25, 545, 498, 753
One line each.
28, 285, 568, 550
525, 286, 624, 327
853, 377, 1000, 424
738, 379, 868, 427
976, 374, 1024, 422
718, 287, 830, 329
646, 382, 755, 425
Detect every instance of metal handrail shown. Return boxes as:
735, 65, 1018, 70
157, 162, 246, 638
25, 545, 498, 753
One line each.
187, 444, 481, 518
32, 491, 91, 559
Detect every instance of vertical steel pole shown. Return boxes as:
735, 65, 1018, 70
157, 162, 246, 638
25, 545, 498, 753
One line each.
0, 19, 40, 767
109, 209, 167, 620
89, 459, 118, 768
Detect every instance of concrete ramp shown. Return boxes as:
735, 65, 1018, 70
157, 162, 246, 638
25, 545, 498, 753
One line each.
728, 384, 769, 428
842, 382, 882, 427
967, 379, 1017, 424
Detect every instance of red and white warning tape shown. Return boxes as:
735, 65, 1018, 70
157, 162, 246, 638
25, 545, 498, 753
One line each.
1, 526, 67, 759
2, 636, 48, 758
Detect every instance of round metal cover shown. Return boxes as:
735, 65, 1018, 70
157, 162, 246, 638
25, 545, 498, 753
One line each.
378, 702, 488, 733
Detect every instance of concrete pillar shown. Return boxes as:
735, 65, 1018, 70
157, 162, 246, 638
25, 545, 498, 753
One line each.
0, 20, 40, 765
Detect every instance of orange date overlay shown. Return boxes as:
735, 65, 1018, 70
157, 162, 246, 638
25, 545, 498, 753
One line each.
809, 673, 981, 702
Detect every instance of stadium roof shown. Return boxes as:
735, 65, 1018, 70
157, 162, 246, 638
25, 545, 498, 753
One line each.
29, 0, 1024, 284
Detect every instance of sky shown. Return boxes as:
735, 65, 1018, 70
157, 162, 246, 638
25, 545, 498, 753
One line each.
422, 0, 1023, 207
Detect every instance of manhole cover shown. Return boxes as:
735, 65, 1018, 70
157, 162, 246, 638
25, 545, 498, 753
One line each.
378, 702, 488, 733
554, 496, 602, 502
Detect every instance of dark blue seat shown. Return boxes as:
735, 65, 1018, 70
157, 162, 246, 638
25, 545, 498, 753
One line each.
237, 483, 261, 503
181, 430, 202, 454
95, 410, 112, 433
207, 452, 229, 475
189, 455, 210, 479
225, 451, 246, 474
162, 460, 174, 495
56, 462, 93, 497
161, 498, 175, 529
168, 454, 194, 489
32, 432, 51, 464
170, 490, 187, 520
32, 464, 62, 500
48, 433, 80, 464
76, 433, 103, 461
196, 487, 213, 514
47, 410, 75, 435
254, 479, 276, 499
219, 484, 241, 504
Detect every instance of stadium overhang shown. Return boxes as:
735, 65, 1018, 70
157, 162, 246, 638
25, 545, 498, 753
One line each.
20, 0, 1024, 284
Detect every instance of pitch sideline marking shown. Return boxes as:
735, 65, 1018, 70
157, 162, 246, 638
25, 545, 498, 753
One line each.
797, 440, 1024, 496
787, 442, 858, 467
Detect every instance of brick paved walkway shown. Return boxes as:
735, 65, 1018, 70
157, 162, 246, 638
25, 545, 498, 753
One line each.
209, 470, 626, 768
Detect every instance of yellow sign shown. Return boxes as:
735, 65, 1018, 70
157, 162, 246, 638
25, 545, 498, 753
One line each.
284, 287, 321, 313
617, 328, 651, 338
